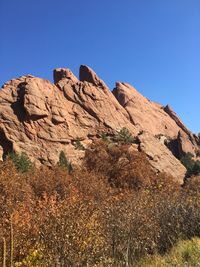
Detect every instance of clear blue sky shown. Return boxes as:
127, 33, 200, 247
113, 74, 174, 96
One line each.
0, 0, 199, 133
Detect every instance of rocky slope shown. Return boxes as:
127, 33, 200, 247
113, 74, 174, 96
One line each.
0, 65, 199, 183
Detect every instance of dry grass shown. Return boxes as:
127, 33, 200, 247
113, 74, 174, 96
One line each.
138, 238, 200, 267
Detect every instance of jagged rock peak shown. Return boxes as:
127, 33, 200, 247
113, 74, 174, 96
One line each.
53, 68, 78, 84
79, 65, 108, 88
113, 82, 140, 107
1, 74, 35, 88
112, 81, 197, 152
163, 104, 192, 136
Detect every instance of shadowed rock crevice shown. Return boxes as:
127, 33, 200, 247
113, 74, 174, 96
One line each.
113, 82, 130, 107
165, 138, 181, 159
0, 130, 13, 160
112, 86, 136, 126
11, 82, 27, 122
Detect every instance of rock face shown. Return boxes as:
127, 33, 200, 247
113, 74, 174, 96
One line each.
138, 133, 186, 183
113, 82, 198, 157
53, 68, 79, 84
0, 66, 137, 166
0, 65, 199, 183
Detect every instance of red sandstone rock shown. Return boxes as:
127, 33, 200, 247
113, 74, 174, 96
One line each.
0, 68, 137, 167
138, 132, 186, 183
53, 68, 79, 84
79, 65, 108, 89
0, 65, 198, 183
112, 82, 198, 157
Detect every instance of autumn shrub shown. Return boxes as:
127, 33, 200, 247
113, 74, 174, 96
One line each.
0, 160, 33, 217
0, 142, 199, 266
153, 175, 200, 254
28, 165, 73, 200
34, 171, 111, 266
0, 160, 35, 264
183, 174, 200, 196
84, 140, 156, 189
180, 175, 200, 238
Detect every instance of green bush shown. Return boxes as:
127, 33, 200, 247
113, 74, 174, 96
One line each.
100, 132, 109, 141
181, 152, 200, 177
73, 138, 85, 150
8, 151, 33, 173
58, 151, 73, 172
115, 127, 136, 144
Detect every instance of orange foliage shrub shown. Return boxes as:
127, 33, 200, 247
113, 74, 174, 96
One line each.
0, 140, 199, 266
84, 140, 156, 189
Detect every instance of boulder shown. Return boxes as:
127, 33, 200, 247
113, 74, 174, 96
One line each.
138, 132, 186, 183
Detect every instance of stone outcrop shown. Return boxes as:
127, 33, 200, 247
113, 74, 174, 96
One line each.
0, 65, 199, 183
53, 68, 79, 84
112, 82, 197, 156
163, 105, 192, 137
177, 131, 197, 157
138, 132, 186, 183
0, 66, 137, 166
79, 65, 108, 89
113, 82, 182, 137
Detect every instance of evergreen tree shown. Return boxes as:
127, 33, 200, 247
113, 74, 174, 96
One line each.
58, 151, 73, 173
8, 151, 33, 173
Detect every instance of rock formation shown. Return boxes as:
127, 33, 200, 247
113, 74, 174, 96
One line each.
0, 65, 199, 183
138, 132, 186, 183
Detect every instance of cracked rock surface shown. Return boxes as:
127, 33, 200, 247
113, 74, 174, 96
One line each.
0, 65, 199, 182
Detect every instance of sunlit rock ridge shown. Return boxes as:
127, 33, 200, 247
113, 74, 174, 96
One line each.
0, 65, 199, 183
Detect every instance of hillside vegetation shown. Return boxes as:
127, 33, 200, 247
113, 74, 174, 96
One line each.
0, 139, 200, 266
